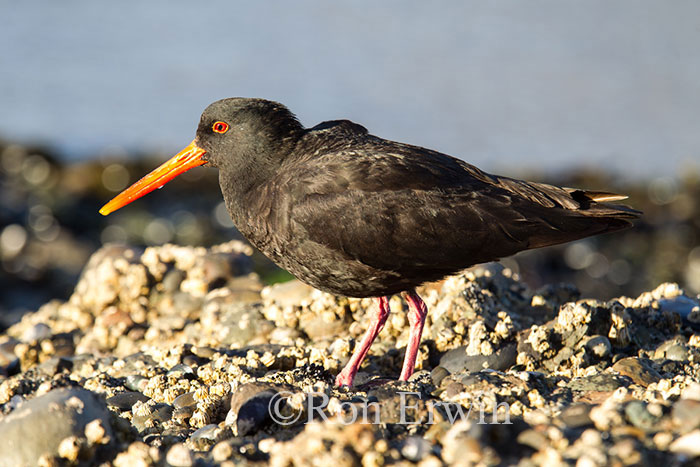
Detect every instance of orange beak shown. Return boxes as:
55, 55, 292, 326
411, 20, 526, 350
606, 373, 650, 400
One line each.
99, 140, 207, 216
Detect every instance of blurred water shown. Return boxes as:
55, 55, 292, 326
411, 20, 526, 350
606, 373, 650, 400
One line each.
1, 1, 699, 178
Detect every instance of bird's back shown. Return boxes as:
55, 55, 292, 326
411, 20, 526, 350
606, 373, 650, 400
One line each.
236, 120, 640, 296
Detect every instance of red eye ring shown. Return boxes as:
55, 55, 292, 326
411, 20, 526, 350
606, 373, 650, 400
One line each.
212, 121, 229, 134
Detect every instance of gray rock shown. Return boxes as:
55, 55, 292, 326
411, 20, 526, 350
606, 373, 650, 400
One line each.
0, 388, 113, 467
568, 373, 626, 392
430, 366, 450, 387
167, 363, 195, 379
226, 382, 280, 436
21, 323, 51, 343
558, 403, 594, 428
173, 391, 197, 409
124, 375, 148, 392
665, 344, 689, 362
162, 268, 185, 293
585, 335, 612, 359
401, 436, 432, 462
37, 356, 73, 377
132, 403, 174, 433
672, 399, 700, 432
106, 391, 149, 411
440, 342, 517, 374
190, 423, 224, 448
624, 401, 660, 431
612, 357, 661, 387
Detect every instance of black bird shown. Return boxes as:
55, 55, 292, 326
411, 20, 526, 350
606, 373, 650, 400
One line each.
100, 98, 640, 387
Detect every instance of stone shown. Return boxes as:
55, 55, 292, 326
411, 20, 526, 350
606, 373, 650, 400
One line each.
669, 430, 700, 457
612, 357, 661, 387
671, 399, 700, 432
568, 374, 626, 392
226, 383, 280, 436
0, 388, 113, 466
440, 342, 517, 374
558, 403, 594, 428
106, 391, 150, 411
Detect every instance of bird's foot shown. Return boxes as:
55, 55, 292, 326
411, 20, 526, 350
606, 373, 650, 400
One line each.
335, 368, 356, 388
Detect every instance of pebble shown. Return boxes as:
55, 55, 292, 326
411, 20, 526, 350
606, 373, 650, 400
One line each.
401, 436, 432, 462
439, 342, 517, 373
190, 423, 223, 448
167, 363, 195, 379
106, 391, 150, 411
584, 335, 612, 359
0, 388, 113, 466
430, 366, 450, 387
172, 391, 197, 410
624, 401, 660, 431
669, 429, 700, 457
124, 375, 148, 392
671, 399, 700, 432
132, 403, 174, 433
612, 357, 662, 387
226, 383, 280, 436
166, 443, 195, 467
568, 374, 626, 392
558, 403, 594, 428
21, 323, 52, 343
1, 240, 698, 466
664, 344, 689, 362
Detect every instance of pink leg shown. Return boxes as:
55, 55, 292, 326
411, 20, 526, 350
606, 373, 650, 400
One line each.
335, 296, 390, 387
399, 291, 428, 381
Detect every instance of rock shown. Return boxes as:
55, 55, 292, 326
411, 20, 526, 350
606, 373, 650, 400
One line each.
440, 342, 517, 373
226, 383, 280, 436
190, 424, 225, 450
665, 344, 689, 362
124, 375, 148, 392
624, 401, 660, 431
37, 356, 73, 376
261, 280, 315, 308
671, 399, 700, 432
106, 391, 150, 411
658, 296, 700, 326
568, 374, 626, 392
173, 391, 196, 410
167, 363, 195, 379
132, 403, 174, 433
0, 388, 113, 466
669, 429, 700, 457
21, 323, 52, 343
612, 357, 661, 387
166, 443, 195, 467
200, 300, 272, 347
430, 366, 450, 387
558, 403, 594, 428
681, 382, 700, 401
517, 428, 548, 451
585, 335, 612, 359
401, 436, 432, 462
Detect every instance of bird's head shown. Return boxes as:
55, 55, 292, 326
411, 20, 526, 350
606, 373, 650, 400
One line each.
99, 98, 303, 216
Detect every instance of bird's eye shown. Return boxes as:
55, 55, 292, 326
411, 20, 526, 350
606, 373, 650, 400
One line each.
212, 121, 229, 134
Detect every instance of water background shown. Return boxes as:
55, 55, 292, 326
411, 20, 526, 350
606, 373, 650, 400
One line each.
2, 1, 699, 178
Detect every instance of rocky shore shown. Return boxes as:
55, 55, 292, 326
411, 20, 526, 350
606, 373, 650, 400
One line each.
2, 139, 700, 329
0, 241, 698, 466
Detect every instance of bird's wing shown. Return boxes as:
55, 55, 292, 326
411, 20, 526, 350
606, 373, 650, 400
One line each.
272, 143, 554, 274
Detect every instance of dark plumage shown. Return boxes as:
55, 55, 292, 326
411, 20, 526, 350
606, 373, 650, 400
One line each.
100, 97, 641, 387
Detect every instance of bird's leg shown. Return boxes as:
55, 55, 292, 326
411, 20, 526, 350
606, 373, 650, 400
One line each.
399, 290, 428, 381
335, 296, 390, 387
